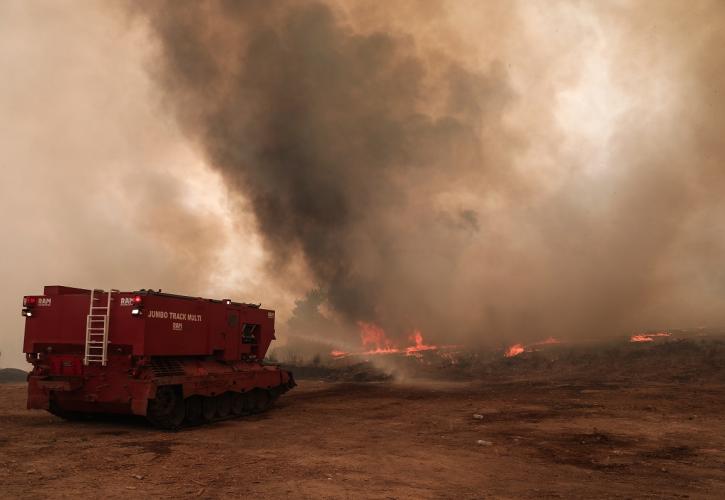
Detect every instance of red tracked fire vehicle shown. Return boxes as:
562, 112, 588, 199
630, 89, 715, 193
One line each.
22, 286, 295, 428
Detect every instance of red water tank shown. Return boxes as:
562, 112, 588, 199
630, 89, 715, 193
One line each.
22, 286, 295, 429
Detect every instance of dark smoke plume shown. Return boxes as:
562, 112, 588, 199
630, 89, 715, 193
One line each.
134, 0, 725, 347
136, 0, 515, 342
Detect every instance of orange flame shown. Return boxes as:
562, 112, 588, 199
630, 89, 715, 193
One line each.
504, 337, 561, 357
505, 343, 525, 357
330, 324, 458, 359
358, 321, 399, 353
405, 330, 438, 357
630, 332, 670, 343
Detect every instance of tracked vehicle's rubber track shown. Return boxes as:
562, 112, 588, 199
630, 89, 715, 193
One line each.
146, 383, 293, 430
48, 400, 93, 422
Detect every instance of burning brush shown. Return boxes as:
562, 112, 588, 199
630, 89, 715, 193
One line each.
504, 337, 561, 358
330, 322, 460, 360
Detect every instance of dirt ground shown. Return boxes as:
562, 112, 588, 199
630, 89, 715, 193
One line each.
0, 380, 725, 499
1, 375, 724, 499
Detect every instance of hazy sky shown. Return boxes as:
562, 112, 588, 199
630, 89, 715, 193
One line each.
1, 0, 724, 368
0, 1, 283, 368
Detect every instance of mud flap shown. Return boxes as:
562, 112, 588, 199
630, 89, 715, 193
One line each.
287, 371, 297, 388
27, 377, 50, 410
131, 398, 148, 416
129, 381, 155, 416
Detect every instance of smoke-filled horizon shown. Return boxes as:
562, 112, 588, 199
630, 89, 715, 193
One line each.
1, 1, 724, 367
133, 0, 725, 349
135, 0, 521, 345
0, 0, 288, 369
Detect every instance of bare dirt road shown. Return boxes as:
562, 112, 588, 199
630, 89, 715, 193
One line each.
1, 375, 724, 499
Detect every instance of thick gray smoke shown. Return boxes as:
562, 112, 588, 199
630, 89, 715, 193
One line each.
0, 0, 247, 368
133, 0, 725, 347
136, 0, 515, 340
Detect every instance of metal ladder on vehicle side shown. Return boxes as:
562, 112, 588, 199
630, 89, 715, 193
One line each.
84, 289, 117, 366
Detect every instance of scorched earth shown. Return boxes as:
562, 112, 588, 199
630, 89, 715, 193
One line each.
1, 346, 724, 499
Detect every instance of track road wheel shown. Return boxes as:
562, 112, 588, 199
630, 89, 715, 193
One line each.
147, 386, 185, 430
231, 392, 245, 416
269, 387, 282, 404
202, 396, 218, 422
242, 392, 255, 413
48, 400, 91, 421
252, 389, 271, 413
185, 396, 203, 426
217, 393, 233, 418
